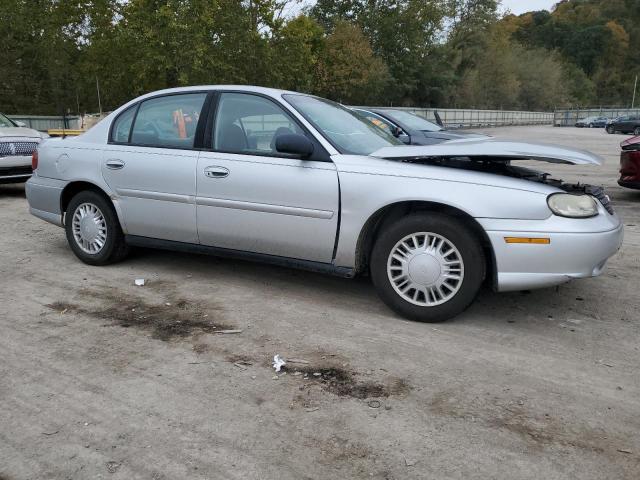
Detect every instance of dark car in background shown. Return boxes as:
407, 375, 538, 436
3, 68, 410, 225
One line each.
575, 116, 608, 128
352, 108, 487, 145
619, 136, 640, 190
606, 115, 640, 135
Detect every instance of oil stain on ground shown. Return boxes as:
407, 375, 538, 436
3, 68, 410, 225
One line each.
46, 290, 231, 341
290, 365, 410, 400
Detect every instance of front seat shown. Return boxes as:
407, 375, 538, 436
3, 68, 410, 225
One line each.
217, 123, 247, 152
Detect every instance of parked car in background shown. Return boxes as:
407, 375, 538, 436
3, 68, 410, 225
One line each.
575, 116, 608, 128
0, 113, 47, 184
352, 108, 487, 145
619, 136, 640, 190
26, 86, 622, 322
606, 115, 640, 135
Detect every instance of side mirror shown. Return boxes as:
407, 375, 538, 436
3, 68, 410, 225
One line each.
391, 126, 402, 138
15, 120, 27, 128
275, 133, 314, 158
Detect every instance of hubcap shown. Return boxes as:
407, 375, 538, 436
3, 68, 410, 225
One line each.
72, 203, 107, 254
387, 232, 464, 307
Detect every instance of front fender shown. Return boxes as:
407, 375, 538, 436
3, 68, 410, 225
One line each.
333, 161, 552, 269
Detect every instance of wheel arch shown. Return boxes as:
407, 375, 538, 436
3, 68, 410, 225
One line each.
60, 181, 127, 232
354, 200, 497, 289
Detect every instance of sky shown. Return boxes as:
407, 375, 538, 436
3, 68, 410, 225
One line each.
289, 1, 560, 18
500, 0, 558, 15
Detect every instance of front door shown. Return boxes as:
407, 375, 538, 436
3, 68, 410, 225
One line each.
196, 92, 339, 263
102, 92, 208, 243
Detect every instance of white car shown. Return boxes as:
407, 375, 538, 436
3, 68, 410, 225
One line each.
0, 113, 47, 184
26, 86, 623, 322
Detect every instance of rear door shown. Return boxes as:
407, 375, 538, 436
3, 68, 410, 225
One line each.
196, 92, 339, 263
102, 92, 208, 243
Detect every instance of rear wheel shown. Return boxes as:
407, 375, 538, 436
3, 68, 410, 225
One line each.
370, 213, 485, 322
65, 191, 129, 265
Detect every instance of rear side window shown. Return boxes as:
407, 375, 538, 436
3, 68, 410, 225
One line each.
130, 93, 207, 149
111, 106, 136, 143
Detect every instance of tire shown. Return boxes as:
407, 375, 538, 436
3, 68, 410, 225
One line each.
606, 126, 614, 134
589, 123, 594, 128
634, 127, 640, 136
65, 190, 129, 265
370, 213, 485, 323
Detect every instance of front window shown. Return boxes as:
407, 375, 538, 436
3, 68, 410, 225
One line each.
0, 113, 17, 128
284, 95, 401, 155
384, 110, 442, 132
214, 93, 304, 155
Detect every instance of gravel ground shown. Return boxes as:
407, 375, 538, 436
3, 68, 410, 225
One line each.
1, 126, 639, 480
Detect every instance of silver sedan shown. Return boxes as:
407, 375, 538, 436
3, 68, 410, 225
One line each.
26, 86, 623, 322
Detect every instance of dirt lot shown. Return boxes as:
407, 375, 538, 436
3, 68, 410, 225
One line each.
1, 126, 639, 479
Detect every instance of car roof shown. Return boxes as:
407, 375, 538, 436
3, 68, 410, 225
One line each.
132, 85, 302, 103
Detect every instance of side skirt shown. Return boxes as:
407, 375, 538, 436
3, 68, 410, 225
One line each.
125, 235, 356, 279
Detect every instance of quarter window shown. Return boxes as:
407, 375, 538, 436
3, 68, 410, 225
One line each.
111, 105, 136, 143
213, 93, 304, 155
130, 93, 207, 148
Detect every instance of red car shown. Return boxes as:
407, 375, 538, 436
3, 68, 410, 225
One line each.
619, 136, 640, 190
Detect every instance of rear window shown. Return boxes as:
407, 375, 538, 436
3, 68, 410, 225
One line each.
130, 93, 207, 149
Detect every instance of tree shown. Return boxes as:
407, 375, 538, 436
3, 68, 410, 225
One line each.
270, 15, 324, 93
315, 22, 390, 104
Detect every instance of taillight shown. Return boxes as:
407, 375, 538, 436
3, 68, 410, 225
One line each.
32, 150, 38, 170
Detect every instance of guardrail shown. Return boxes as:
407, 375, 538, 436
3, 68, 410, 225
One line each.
553, 108, 640, 127
8, 115, 81, 132
9, 107, 557, 134
357, 107, 554, 128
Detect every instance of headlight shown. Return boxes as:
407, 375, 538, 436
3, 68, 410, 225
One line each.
547, 193, 598, 218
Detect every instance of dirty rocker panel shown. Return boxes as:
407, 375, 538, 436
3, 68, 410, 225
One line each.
125, 235, 355, 278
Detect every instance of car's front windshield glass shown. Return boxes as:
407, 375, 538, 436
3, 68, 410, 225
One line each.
0, 113, 16, 128
385, 110, 442, 132
283, 95, 401, 155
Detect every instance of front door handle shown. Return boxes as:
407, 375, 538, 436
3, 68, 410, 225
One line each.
204, 166, 230, 179
105, 159, 125, 170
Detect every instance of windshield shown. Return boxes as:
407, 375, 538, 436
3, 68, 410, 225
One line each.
0, 113, 16, 128
384, 110, 442, 132
283, 95, 401, 155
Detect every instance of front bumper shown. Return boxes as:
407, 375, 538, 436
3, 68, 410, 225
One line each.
479, 210, 624, 292
618, 179, 640, 190
0, 155, 32, 183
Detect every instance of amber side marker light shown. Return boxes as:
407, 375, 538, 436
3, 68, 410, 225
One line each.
504, 237, 551, 245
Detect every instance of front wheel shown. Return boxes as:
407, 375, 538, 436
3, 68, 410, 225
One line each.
370, 213, 485, 322
606, 126, 615, 134
65, 191, 129, 265
634, 127, 640, 136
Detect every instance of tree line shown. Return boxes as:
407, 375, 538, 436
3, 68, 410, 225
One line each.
1, 0, 638, 115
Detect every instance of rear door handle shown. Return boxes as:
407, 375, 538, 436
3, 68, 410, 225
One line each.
204, 166, 229, 178
105, 159, 125, 170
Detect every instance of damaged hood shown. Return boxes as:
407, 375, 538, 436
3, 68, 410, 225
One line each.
370, 138, 604, 165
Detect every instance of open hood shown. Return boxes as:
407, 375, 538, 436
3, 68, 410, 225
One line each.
370, 138, 604, 165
